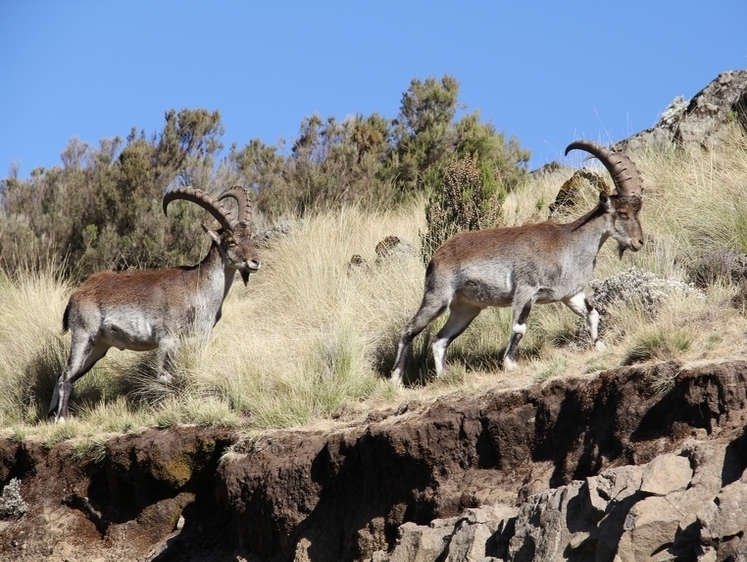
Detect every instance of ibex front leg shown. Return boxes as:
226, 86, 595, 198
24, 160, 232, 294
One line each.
155, 335, 179, 384
563, 292, 604, 350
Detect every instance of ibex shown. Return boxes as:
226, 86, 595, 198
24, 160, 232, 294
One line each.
48, 186, 260, 421
390, 141, 644, 385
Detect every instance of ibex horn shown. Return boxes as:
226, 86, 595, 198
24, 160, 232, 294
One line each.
163, 186, 234, 231
565, 141, 642, 198
217, 186, 252, 225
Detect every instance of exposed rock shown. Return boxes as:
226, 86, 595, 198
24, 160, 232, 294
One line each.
587, 464, 643, 515
698, 478, 747, 541
348, 236, 417, 274
379, 505, 515, 562
614, 69, 747, 152
589, 266, 704, 319
618, 495, 682, 561
389, 519, 456, 562
348, 253, 372, 274
374, 236, 417, 265
639, 453, 692, 496
444, 505, 514, 562
548, 167, 611, 218
508, 481, 593, 562
492, 432, 747, 562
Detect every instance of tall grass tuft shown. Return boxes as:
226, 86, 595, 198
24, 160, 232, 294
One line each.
0, 264, 70, 424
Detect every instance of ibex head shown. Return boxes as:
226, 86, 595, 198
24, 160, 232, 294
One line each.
163, 186, 260, 284
565, 141, 644, 257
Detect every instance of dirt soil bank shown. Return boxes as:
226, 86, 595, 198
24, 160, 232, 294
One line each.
2, 359, 747, 561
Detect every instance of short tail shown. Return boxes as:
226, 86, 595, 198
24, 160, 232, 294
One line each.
61, 302, 72, 334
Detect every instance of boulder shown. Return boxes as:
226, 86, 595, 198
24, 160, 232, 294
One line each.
639, 453, 692, 496
698, 479, 747, 541
374, 235, 417, 265
379, 504, 516, 562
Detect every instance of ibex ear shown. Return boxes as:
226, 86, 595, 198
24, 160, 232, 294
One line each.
201, 223, 222, 245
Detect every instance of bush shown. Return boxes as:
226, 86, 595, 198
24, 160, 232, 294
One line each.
420, 154, 503, 262
0, 109, 225, 280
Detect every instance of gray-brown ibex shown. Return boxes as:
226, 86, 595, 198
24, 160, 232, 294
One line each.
48, 186, 260, 421
390, 141, 644, 385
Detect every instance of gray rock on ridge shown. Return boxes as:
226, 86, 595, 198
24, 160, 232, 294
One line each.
613, 69, 747, 152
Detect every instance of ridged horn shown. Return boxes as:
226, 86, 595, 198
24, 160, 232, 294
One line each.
163, 186, 233, 230
217, 186, 252, 225
565, 140, 642, 198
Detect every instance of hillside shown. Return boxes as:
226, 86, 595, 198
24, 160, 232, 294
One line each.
1, 70, 747, 562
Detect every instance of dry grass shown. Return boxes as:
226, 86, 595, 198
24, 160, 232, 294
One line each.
2, 125, 747, 440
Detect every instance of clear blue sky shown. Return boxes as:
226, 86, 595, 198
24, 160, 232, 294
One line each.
1, 1, 746, 179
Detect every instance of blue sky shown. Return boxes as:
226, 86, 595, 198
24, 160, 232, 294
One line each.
1, 1, 746, 179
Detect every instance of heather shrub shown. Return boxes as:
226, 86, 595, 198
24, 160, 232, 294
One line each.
421, 154, 503, 262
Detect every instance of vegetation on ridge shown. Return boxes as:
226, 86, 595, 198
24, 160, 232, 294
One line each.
0, 75, 529, 281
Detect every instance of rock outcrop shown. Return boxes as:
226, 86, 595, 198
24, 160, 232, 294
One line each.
215, 360, 747, 561
613, 69, 747, 153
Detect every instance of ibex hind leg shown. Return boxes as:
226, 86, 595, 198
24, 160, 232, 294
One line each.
49, 334, 109, 422
432, 302, 481, 377
390, 295, 449, 386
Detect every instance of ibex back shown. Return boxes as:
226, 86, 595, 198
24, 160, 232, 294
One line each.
48, 186, 260, 421
390, 141, 644, 385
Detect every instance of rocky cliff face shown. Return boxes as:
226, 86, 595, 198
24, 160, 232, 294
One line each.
3, 360, 747, 561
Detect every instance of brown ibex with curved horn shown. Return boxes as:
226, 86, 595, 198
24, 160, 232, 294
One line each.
390, 141, 644, 385
48, 186, 260, 421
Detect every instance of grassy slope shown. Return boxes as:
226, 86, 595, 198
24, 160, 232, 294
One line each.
2, 124, 747, 442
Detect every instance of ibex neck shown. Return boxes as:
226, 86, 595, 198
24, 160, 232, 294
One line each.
567, 204, 606, 234
563, 204, 612, 266
198, 242, 236, 297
